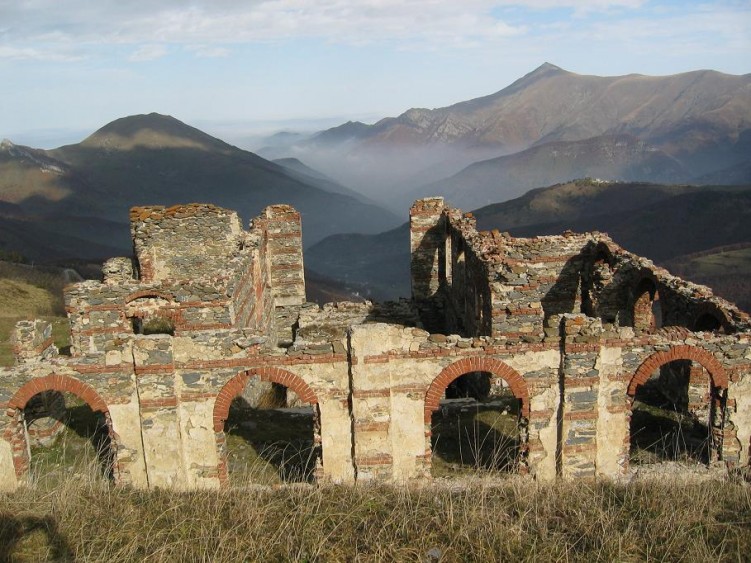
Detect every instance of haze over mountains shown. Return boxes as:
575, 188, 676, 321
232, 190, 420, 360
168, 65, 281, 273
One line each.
0, 114, 401, 262
1, 63, 749, 309
259, 63, 751, 210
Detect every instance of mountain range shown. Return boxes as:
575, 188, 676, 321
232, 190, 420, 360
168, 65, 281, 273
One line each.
0, 114, 401, 263
259, 63, 751, 210
2, 63, 750, 309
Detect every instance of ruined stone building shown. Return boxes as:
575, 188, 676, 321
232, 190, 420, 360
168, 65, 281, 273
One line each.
2, 197, 751, 490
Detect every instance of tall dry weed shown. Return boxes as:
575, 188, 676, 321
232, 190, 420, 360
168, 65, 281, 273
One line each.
1, 468, 750, 562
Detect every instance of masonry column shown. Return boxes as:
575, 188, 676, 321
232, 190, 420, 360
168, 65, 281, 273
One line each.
11, 320, 58, 364
349, 324, 399, 480
132, 335, 185, 488
410, 197, 446, 331
264, 205, 306, 306
559, 314, 602, 478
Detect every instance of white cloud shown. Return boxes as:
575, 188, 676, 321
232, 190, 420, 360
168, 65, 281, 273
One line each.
128, 44, 168, 62
0, 0, 643, 48
586, 7, 751, 54
0, 45, 84, 62
0, 1, 747, 59
186, 45, 231, 58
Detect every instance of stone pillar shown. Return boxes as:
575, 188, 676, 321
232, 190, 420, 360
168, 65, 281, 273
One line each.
132, 335, 185, 488
595, 345, 629, 478
688, 364, 710, 417
102, 257, 135, 284
11, 320, 57, 364
0, 435, 18, 491
264, 205, 306, 306
410, 198, 446, 331
559, 314, 602, 478
349, 324, 395, 480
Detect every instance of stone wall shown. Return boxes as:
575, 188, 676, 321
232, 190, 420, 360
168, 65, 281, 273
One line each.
0, 198, 750, 492
131, 204, 244, 282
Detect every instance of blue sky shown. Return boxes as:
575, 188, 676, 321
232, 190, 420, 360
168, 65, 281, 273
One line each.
1, 0, 749, 148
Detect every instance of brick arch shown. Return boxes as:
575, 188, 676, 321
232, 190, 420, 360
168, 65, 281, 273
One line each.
6, 374, 115, 480
424, 357, 530, 422
628, 345, 728, 396
8, 374, 109, 413
124, 290, 174, 304
692, 302, 733, 333
212, 367, 318, 432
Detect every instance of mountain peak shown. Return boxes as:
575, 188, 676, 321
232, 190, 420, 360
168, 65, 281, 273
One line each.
534, 62, 564, 73
80, 113, 230, 152
518, 62, 567, 82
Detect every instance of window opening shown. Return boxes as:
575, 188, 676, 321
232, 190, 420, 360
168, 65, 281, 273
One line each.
430, 372, 522, 477
223, 380, 319, 485
22, 390, 114, 487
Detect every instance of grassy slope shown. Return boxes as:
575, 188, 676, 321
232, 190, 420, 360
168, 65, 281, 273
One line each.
665, 245, 751, 311
0, 262, 69, 365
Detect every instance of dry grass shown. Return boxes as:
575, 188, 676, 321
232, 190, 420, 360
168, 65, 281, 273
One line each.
431, 396, 521, 478
1, 468, 750, 562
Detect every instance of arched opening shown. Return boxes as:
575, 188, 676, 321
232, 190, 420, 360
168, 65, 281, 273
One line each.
214, 369, 320, 486
131, 316, 175, 335
694, 313, 722, 333
628, 348, 728, 470
125, 294, 176, 335
425, 358, 529, 477
8, 377, 115, 487
631, 278, 661, 332
692, 305, 732, 334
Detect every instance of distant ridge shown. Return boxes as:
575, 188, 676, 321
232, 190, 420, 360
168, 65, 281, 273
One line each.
259, 63, 751, 207
306, 180, 751, 302
0, 113, 401, 264
78, 113, 232, 151
415, 134, 688, 210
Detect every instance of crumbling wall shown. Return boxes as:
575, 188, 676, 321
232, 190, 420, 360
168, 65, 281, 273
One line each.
487, 233, 595, 343
65, 203, 294, 355
131, 204, 244, 282
442, 208, 493, 337
11, 320, 57, 364
584, 241, 750, 334
411, 198, 602, 343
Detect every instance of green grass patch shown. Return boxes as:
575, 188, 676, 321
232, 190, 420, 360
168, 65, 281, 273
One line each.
27, 396, 113, 490
677, 247, 751, 278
